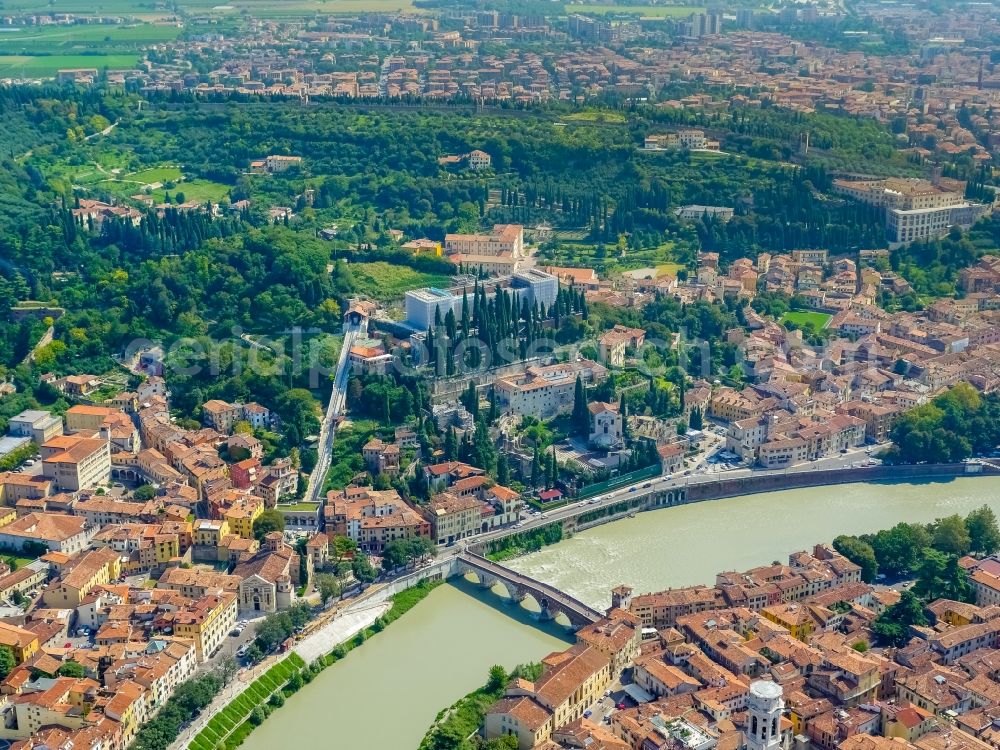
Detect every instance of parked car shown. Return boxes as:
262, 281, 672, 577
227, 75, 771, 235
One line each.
236, 644, 250, 658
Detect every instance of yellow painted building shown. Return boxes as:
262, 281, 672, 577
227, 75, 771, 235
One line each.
224, 499, 263, 540
41, 547, 121, 609
0, 621, 40, 663
762, 603, 816, 642
173, 592, 238, 662
103, 680, 147, 747
194, 518, 231, 547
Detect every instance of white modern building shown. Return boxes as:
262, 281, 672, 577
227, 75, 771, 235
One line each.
405, 288, 464, 331
512, 269, 559, 311
404, 270, 560, 331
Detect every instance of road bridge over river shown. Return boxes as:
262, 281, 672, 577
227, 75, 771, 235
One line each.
455, 552, 603, 628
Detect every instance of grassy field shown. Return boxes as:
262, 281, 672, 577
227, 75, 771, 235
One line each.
124, 166, 183, 184
780, 310, 833, 331
148, 178, 231, 202
81, 164, 231, 204
565, 110, 627, 123
656, 262, 685, 276
538, 240, 686, 276
348, 261, 453, 300
569, 3, 704, 16
0, 54, 138, 77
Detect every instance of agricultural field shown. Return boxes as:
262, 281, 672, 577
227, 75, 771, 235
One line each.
655, 262, 685, 276
568, 4, 704, 16
780, 310, 833, 331
0, 24, 180, 53
0, 0, 420, 16
347, 261, 453, 300
0, 54, 138, 77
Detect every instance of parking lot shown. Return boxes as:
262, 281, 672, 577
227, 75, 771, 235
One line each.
580, 677, 639, 726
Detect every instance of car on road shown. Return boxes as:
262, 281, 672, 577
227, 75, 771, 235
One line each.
230, 628, 241, 637
583, 710, 592, 719
628, 487, 636, 493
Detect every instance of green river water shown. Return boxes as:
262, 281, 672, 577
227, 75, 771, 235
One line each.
240, 476, 1000, 750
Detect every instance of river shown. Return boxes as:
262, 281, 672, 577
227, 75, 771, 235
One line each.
238, 476, 1000, 750
238, 580, 571, 750
506, 476, 1000, 608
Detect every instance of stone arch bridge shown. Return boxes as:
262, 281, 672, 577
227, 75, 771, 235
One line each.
455, 552, 603, 629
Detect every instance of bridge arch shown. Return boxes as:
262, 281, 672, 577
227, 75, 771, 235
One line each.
454, 553, 602, 630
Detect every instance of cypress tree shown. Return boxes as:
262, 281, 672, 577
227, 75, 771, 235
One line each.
497, 453, 510, 486
488, 388, 499, 422
572, 375, 588, 435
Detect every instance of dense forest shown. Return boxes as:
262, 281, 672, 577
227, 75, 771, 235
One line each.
882, 384, 1000, 464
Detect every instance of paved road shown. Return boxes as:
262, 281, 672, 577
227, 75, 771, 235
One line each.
458, 443, 883, 551
294, 601, 389, 663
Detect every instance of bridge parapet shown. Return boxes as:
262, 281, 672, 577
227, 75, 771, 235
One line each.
454, 552, 602, 629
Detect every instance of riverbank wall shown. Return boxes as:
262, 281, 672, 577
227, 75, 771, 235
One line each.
471, 463, 998, 558
684, 462, 992, 504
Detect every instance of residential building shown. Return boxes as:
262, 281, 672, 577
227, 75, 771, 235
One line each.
324, 488, 430, 552
598, 325, 646, 367
172, 592, 238, 662
422, 491, 483, 546
201, 400, 242, 433
496, 359, 608, 417
41, 435, 111, 491
0, 621, 40, 663
485, 643, 612, 749
8, 409, 63, 444
64, 405, 120, 432
445, 224, 523, 257
41, 547, 121, 608
0, 512, 93, 553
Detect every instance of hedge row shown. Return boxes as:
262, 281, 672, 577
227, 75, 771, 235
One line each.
190, 653, 306, 750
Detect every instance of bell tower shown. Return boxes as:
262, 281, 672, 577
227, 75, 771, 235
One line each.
747, 680, 784, 750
